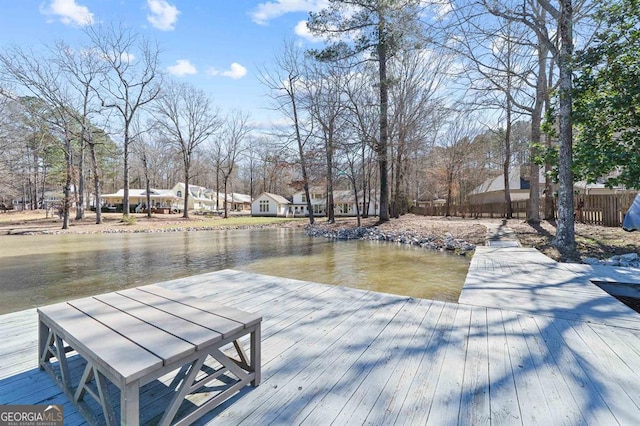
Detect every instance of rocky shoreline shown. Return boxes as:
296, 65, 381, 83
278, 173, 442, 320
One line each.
583, 253, 640, 268
306, 223, 477, 256
21, 222, 477, 256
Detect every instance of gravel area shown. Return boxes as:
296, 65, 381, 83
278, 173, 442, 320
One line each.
505, 219, 640, 263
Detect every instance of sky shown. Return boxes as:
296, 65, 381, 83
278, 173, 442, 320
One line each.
0, 0, 331, 129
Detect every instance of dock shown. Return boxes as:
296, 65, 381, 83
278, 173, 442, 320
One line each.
3, 249, 640, 424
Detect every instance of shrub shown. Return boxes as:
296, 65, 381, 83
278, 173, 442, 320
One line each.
121, 215, 137, 226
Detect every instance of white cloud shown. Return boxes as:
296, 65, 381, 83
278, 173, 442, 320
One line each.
294, 20, 323, 43
167, 59, 197, 76
208, 63, 248, 80
41, 0, 94, 26
251, 0, 328, 25
97, 50, 135, 64
147, 0, 180, 31
118, 52, 135, 63
422, 0, 453, 21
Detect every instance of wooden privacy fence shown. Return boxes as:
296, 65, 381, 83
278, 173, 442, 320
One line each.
411, 192, 639, 228
411, 201, 532, 221
575, 192, 638, 227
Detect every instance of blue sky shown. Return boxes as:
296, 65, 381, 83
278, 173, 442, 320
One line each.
0, 0, 329, 128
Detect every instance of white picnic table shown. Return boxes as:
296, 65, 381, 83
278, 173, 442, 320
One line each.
37, 284, 261, 425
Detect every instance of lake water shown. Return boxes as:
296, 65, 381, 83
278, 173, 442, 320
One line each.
0, 228, 470, 314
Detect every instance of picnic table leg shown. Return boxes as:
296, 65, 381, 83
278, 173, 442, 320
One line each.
38, 319, 49, 369
120, 381, 140, 426
251, 324, 261, 386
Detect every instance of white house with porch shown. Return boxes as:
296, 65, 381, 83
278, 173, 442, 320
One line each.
172, 183, 217, 212
100, 189, 181, 213
251, 192, 291, 217
291, 188, 379, 217
230, 193, 252, 212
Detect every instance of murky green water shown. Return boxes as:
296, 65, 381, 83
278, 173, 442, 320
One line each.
0, 228, 470, 314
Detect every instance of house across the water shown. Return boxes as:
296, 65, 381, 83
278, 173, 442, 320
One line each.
100, 189, 182, 213
251, 192, 291, 217
100, 183, 251, 214
251, 188, 379, 218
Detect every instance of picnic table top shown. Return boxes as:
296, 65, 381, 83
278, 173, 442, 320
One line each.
37, 284, 261, 384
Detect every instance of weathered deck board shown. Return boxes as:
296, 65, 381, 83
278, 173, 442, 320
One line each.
458, 306, 490, 425
2, 268, 640, 425
300, 298, 422, 425
460, 246, 640, 328
366, 298, 439, 425
485, 308, 521, 425
399, 302, 459, 425
220, 291, 406, 425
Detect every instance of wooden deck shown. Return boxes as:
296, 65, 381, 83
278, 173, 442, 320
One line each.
460, 246, 640, 329
3, 267, 640, 424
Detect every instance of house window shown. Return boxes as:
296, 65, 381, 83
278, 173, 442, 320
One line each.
338, 204, 351, 214
312, 193, 323, 200
313, 204, 322, 214
301, 194, 307, 203
259, 200, 269, 212
177, 190, 182, 198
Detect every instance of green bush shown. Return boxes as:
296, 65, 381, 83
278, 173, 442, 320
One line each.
121, 215, 137, 226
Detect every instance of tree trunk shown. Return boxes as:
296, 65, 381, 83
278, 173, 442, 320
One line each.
183, 174, 190, 219
290, 77, 314, 225
32, 150, 38, 210
215, 164, 221, 211
351, 175, 361, 227
504, 102, 513, 219
445, 171, 454, 217
88, 140, 102, 224
76, 139, 85, 220
377, 20, 390, 223
528, 47, 546, 223
553, 0, 575, 252
145, 176, 152, 219
62, 134, 73, 230
123, 129, 130, 217
544, 56, 556, 220
326, 134, 335, 223
224, 176, 229, 219
393, 144, 403, 218
361, 140, 369, 218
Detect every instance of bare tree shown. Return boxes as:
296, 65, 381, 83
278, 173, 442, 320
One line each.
86, 23, 161, 217
130, 118, 169, 219
258, 40, 316, 224
388, 48, 451, 217
152, 80, 221, 218
218, 110, 252, 218
439, 110, 480, 216
309, 1, 428, 223
245, 137, 289, 196
342, 63, 379, 219
304, 62, 350, 223
207, 135, 224, 211
240, 144, 256, 201
448, 1, 540, 219
52, 41, 109, 223
474, 0, 588, 250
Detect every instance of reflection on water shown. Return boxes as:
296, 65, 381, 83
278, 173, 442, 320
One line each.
0, 228, 470, 314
